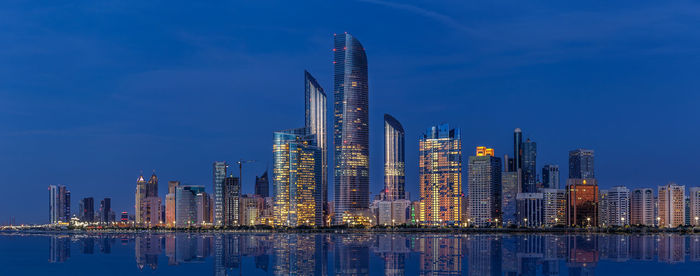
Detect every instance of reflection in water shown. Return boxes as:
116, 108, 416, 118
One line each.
40, 232, 700, 275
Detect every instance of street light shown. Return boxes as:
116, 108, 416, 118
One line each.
657, 217, 661, 227
695, 217, 699, 226
586, 217, 591, 227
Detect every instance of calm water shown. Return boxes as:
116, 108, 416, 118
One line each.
1, 232, 699, 275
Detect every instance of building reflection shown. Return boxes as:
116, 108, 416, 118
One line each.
43, 232, 700, 275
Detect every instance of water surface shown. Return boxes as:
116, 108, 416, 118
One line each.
1, 232, 699, 275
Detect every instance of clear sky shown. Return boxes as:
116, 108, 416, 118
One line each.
2, 0, 700, 224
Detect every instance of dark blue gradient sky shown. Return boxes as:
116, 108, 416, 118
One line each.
2, 0, 700, 224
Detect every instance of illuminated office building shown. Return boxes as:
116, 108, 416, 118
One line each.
165, 181, 179, 227
566, 149, 599, 227
333, 32, 369, 224
658, 183, 686, 228
99, 198, 113, 223
136, 173, 161, 227
195, 191, 211, 226
419, 124, 462, 226
135, 174, 146, 224
384, 114, 405, 201
273, 128, 323, 226
468, 146, 501, 227
305, 71, 327, 224
600, 186, 630, 227
630, 188, 655, 226
213, 161, 227, 226
223, 175, 240, 226
517, 192, 543, 227
80, 197, 94, 222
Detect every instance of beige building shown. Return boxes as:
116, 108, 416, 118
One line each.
658, 183, 685, 228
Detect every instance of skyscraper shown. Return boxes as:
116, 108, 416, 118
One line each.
273, 128, 323, 226
468, 146, 502, 227
501, 170, 519, 225
658, 183, 685, 228
223, 175, 240, 226
305, 71, 327, 224
419, 124, 462, 226
542, 165, 560, 190
521, 139, 537, 193
566, 149, 599, 227
384, 114, 405, 201
175, 185, 205, 227
135, 174, 147, 224
516, 192, 543, 227
569, 149, 595, 179
165, 181, 179, 227
333, 32, 369, 224
630, 188, 654, 226
100, 198, 112, 223
213, 161, 227, 226
513, 128, 523, 172
80, 197, 94, 222
255, 170, 270, 198
49, 185, 70, 224
543, 188, 566, 226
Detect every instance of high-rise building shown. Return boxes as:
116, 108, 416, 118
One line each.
175, 185, 205, 227
501, 170, 519, 225
690, 187, 700, 226
630, 188, 655, 226
516, 193, 543, 227
165, 181, 179, 227
135, 174, 147, 224
542, 188, 566, 226
658, 183, 686, 228
333, 32, 369, 224
223, 175, 240, 226
467, 146, 501, 227
600, 186, 630, 227
569, 149, 595, 179
273, 128, 323, 226
255, 170, 270, 198
49, 185, 70, 224
566, 149, 598, 227
80, 197, 94, 222
99, 198, 112, 223
213, 161, 227, 226
542, 165, 560, 190
195, 191, 212, 226
136, 173, 161, 227
419, 124, 462, 226
513, 128, 523, 172
384, 114, 405, 201
521, 139, 537, 193
305, 70, 328, 224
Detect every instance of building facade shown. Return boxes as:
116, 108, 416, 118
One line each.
273, 128, 323, 226
516, 192, 543, 227
255, 170, 269, 198
175, 185, 205, 227
467, 147, 501, 227
600, 186, 630, 227
384, 114, 405, 201
690, 187, 700, 226
419, 124, 462, 226
542, 165, 560, 190
543, 189, 566, 226
567, 179, 599, 227
165, 181, 179, 227
569, 149, 595, 179
49, 185, 70, 224
630, 188, 655, 226
521, 139, 537, 193
80, 197, 94, 222
304, 71, 327, 224
333, 33, 369, 224
213, 161, 227, 226
658, 183, 686, 228
223, 175, 240, 226
501, 171, 519, 226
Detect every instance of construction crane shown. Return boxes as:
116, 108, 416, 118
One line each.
236, 159, 257, 189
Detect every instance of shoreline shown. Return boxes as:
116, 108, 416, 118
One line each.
2, 226, 699, 235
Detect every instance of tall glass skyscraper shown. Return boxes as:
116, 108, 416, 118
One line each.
513, 128, 523, 171
468, 147, 502, 227
542, 164, 560, 189
333, 33, 369, 224
383, 114, 405, 201
522, 139, 537, 193
213, 161, 227, 226
304, 71, 327, 224
273, 128, 323, 226
569, 149, 595, 179
419, 124, 462, 226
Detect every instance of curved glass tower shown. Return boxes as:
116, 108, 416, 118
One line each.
384, 114, 405, 201
333, 33, 369, 223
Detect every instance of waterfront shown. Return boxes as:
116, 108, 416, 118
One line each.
1, 233, 699, 275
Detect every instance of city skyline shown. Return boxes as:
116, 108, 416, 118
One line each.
4, 1, 700, 223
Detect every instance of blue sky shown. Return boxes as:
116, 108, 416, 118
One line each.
2, 0, 700, 224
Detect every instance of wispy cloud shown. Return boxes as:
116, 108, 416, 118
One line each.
355, 0, 473, 33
